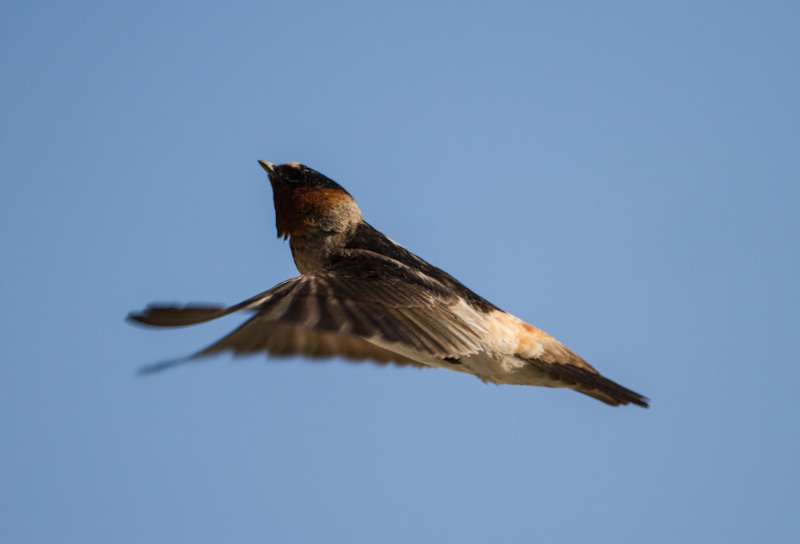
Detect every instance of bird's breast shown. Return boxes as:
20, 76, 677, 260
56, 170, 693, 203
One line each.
273, 185, 361, 240
289, 235, 338, 274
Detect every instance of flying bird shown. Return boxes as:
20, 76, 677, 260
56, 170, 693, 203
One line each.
129, 161, 648, 407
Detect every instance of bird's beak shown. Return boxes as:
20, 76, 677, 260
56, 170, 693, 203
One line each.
258, 160, 276, 175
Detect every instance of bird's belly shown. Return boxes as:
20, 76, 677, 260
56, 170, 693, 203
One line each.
361, 335, 522, 384
456, 352, 568, 388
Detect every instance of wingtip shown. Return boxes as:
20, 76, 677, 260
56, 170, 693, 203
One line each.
616, 391, 649, 408
609, 389, 650, 408
136, 356, 191, 375
629, 396, 650, 409
126, 310, 149, 325
126, 307, 164, 327
125, 304, 230, 327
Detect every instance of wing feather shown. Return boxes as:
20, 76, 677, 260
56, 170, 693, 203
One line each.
524, 357, 649, 407
129, 253, 486, 369
194, 317, 423, 367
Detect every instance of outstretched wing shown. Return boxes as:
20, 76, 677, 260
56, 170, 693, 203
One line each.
129, 254, 487, 369
526, 357, 649, 407
516, 337, 648, 407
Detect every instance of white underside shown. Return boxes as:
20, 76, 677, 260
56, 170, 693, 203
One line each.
363, 336, 563, 388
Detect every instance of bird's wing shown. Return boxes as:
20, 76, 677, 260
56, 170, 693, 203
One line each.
517, 339, 649, 407
129, 253, 487, 369
526, 357, 649, 407
191, 318, 425, 366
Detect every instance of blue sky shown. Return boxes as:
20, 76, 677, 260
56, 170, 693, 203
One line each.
2, 1, 799, 542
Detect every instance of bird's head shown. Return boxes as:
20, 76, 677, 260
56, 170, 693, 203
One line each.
259, 161, 362, 239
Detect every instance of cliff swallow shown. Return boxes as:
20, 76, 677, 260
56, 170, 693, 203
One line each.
129, 161, 648, 407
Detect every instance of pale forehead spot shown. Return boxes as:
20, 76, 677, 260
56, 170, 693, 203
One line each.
283, 162, 302, 169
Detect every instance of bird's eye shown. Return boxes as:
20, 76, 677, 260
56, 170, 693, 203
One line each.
281, 168, 303, 184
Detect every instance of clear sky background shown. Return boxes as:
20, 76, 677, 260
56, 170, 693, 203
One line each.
2, 2, 799, 543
